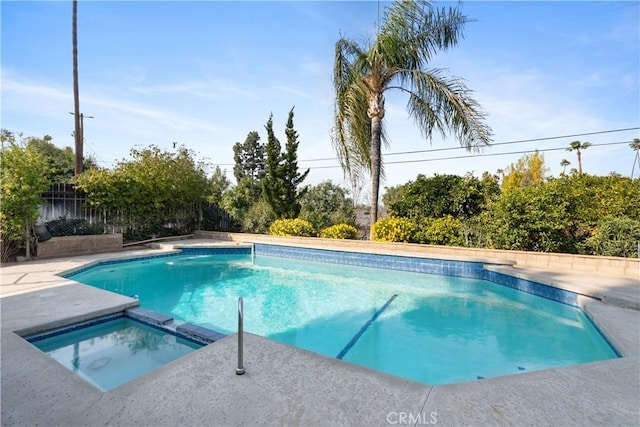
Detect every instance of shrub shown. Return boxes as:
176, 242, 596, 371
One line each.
1, 135, 51, 261
372, 217, 415, 242
242, 200, 276, 234
319, 223, 358, 239
479, 184, 575, 252
269, 218, 316, 237
413, 215, 465, 246
585, 217, 640, 258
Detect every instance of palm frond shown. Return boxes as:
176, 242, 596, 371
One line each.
400, 68, 492, 150
378, 0, 467, 72
333, 37, 375, 180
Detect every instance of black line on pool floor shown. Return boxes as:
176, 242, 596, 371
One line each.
336, 293, 398, 360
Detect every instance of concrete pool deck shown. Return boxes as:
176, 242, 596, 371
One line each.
1, 239, 639, 426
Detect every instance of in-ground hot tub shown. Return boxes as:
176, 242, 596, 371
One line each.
26, 312, 204, 391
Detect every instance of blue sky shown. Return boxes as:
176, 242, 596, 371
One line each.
2, 1, 638, 199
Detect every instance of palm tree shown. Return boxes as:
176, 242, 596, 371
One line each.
565, 140, 591, 174
560, 159, 570, 175
333, 0, 492, 238
631, 138, 640, 179
72, 0, 82, 178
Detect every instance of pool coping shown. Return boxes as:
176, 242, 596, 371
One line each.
1, 239, 638, 426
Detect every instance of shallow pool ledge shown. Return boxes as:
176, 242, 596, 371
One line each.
579, 296, 640, 358
484, 264, 640, 310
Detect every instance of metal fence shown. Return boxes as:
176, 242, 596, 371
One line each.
39, 183, 232, 237
39, 183, 94, 224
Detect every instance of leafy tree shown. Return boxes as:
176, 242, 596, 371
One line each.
482, 172, 640, 254
332, 0, 492, 238
208, 166, 230, 205
478, 171, 501, 204
223, 130, 267, 228
220, 176, 263, 231
481, 184, 576, 252
382, 184, 405, 208
555, 173, 640, 231
501, 151, 548, 192
0, 131, 51, 261
565, 140, 591, 174
389, 173, 496, 220
299, 180, 355, 231
262, 108, 309, 219
77, 145, 209, 239
232, 131, 265, 183
560, 159, 571, 176
26, 135, 74, 183
24, 135, 96, 183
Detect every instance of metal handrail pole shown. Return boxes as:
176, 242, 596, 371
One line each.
236, 297, 245, 375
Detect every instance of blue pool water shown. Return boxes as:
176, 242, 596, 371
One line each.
68, 252, 618, 385
29, 316, 201, 391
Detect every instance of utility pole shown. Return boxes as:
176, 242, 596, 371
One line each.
70, 112, 94, 170
72, 0, 82, 177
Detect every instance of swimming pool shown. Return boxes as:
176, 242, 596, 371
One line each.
66, 245, 618, 385
27, 314, 202, 391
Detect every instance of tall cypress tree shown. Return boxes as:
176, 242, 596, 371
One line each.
262, 113, 283, 215
262, 108, 309, 219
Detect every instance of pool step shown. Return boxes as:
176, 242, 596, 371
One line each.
126, 307, 227, 344
126, 307, 173, 326
177, 323, 227, 344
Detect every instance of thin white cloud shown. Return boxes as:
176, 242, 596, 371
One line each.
1, 76, 71, 102
89, 96, 221, 134
2, 73, 222, 134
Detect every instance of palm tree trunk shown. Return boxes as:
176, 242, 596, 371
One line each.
72, 0, 82, 178
369, 115, 382, 239
577, 150, 582, 174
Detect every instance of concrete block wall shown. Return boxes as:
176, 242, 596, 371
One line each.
194, 230, 640, 279
36, 234, 123, 259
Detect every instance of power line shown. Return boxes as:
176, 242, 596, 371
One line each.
93, 126, 636, 170
307, 140, 634, 170
211, 126, 638, 166
307, 126, 639, 162
381, 127, 640, 158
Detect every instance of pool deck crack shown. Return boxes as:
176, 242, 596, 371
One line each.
414, 385, 436, 427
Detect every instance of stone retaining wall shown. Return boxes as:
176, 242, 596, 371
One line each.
194, 230, 640, 279
36, 234, 123, 259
